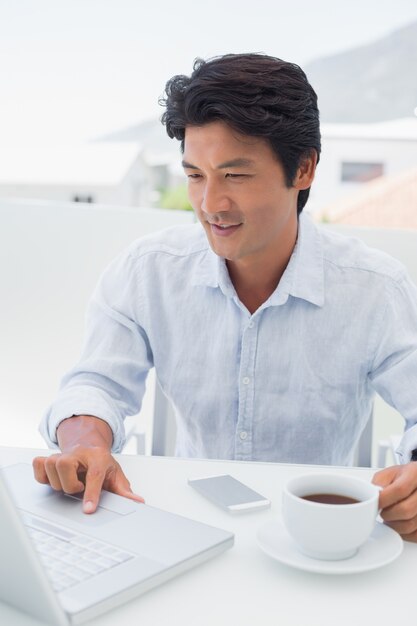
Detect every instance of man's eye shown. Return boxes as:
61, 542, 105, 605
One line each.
187, 174, 202, 179
225, 173, 246, 179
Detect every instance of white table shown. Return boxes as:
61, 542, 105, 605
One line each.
1, 446, 416, 626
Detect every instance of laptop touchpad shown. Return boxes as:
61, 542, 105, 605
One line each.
28, 492, 124, 526
64, 490, 138, 515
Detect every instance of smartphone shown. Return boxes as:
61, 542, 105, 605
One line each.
188, 474, 270, 513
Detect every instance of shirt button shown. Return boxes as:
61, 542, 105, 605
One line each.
242, 377, 250, 385
248, 321, 254, 328
239, 431, 248, 440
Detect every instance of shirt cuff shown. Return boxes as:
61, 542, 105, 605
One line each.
39, 387, 127, 453
395, 423, 417, 464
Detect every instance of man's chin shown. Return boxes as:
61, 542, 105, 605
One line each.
205, 237, 235, 260
203, 230, 240, 259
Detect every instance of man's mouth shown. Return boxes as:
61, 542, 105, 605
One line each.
209, 222, 242, 237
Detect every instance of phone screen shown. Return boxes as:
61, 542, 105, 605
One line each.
188, 474, 269, 511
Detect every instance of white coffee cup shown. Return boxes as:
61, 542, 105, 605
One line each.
282, 474, 380, 561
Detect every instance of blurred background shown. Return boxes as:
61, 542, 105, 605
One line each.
1, 0, 417, 221
1, 0, 417, 463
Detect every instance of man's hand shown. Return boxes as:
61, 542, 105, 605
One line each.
372, 462, 417, 542
32, 415, 144, 514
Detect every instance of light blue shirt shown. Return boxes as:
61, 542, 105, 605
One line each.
41, 213, 417, 465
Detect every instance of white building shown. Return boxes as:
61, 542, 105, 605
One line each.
309, 117, 417, 215
0, 142, 147, 207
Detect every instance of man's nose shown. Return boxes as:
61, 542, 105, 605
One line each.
201, 181, 231, 215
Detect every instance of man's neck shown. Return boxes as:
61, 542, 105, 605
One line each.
226, 219, 298, 314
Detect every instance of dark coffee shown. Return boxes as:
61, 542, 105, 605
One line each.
301, 493, 360, 505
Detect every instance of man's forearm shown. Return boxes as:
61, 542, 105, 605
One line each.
57, 415, 114, 452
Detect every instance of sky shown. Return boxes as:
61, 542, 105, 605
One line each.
2, 0, 417, 146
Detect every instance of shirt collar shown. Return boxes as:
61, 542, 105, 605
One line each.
191, 246, 236, 297
191, 244, 221, 289
192, 212, 324, 307
287, 212, 325, 307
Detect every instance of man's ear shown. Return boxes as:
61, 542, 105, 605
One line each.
293, 150, 318, 190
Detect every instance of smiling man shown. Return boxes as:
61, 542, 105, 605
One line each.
34, 54, 417, 541
181, 122, 315, 313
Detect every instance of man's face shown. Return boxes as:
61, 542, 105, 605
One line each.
182, 121, 303, 269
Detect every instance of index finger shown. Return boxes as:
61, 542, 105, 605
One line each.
82, 467, 107, 514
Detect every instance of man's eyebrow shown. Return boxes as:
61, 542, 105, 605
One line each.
216, 158, 255, 169
181, 160, 199, 170
181, 158, 255, 170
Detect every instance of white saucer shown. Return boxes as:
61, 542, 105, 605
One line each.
257, 520, 403, 575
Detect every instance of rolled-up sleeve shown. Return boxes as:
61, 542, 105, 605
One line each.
39, 249, 153, 452
368, 271, 417, 463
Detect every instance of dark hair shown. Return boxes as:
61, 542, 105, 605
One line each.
160, 53, 321, 214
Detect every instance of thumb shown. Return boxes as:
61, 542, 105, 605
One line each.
372, 465, 402, 510
116, 486, 145, 504
111, 472, 145, 504
372, 465, 399, 489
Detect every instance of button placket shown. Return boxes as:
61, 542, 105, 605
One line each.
235, 316, 258, 460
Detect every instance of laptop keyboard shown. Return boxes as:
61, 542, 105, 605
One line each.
22, 514, 135, 593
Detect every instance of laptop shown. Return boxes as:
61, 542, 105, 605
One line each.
0, 463, 234, 625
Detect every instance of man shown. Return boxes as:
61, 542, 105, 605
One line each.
33, 53, 417, 541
